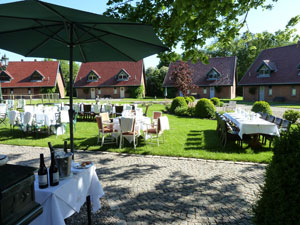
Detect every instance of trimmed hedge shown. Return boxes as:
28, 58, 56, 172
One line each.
253, 125, 300, 225
170, 97, 188, 113
194, 98, 215, 119
174, 106, 189, 116
251, 101, 272, 115
188, 96, 195, 102
210, 97, 221, 106
283, 109, 300, 124
185, 96, 193, 104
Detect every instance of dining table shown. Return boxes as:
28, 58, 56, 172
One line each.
30, 162, 104, 225
223, 112, 280, 148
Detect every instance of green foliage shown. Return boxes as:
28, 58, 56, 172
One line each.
249, 87, 257, 95
283, 109, 300, 124
104, 0, 277, 63
146, 66, 168, 97
210, 97, 221, 106
157, 52, 182, 69
166, 87, 177, 98
219, 101, 224, 107
184, 96, 193, 104
195, 98, 216, 119
174, 106, 189, 117
251, 101, 272, 115
253, 125, 300, 225
127, 86, 144, 98
188, 96, 195, 102
170, 97, 188, 113
40, 86, 57, 93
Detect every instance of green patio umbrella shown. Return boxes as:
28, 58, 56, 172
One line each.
0, 0, 168, 155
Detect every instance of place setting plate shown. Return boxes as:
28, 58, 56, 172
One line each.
72, 161, 94, 169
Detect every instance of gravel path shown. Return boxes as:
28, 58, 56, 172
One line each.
1, 144, 266, 225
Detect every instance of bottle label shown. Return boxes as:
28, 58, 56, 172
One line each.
53, 172, 59, 183
38, 175, 48, 185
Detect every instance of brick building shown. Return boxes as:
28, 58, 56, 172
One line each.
239, 43, 300, 103
74, 60, 145, 99
163, 57, 237, 99
0, 60, 65, 98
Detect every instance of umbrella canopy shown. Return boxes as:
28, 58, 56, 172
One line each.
0, 0, 168, 155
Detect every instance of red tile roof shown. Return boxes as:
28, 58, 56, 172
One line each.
0, 61, 60, 88
163, 56, 236, 87
74, 60, 144, 87
239, 43, 300, 86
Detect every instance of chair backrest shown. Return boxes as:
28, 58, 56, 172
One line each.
281, 119, 291, 130
93, 104, 101, 114
267, 115, 275, 123
24, 105, 35, 113
144, 104, 150, 116
0, 104, 7, 114
115, 105, 124, 114
8, 110, 18, 125
153, 111, 162, 120
60, 110, 69, 123
35, 113, 45, 124
83, 104, 91, 112
73, 104, 80, 113
123, 104, 132, 111
262, 113, 268, 120
159, 116, 170, 131
274, 117, 282, 127
119, 117, 135, 133
96, 116, 103, 130
100, 112, 110, 122
23, 112, 33, 125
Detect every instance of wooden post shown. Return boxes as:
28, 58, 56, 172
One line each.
30, 95, 32, 105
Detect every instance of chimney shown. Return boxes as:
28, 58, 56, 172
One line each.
21, 59, 23, 62
34, 59, 37, 61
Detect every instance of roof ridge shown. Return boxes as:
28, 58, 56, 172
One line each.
260, 42, 298, 53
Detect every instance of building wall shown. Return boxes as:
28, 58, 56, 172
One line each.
243, 85, 300, 103
56, 72, 65, 98
187, 86, 233, 99
76, 87, 132, 99
2, 87, 39, 96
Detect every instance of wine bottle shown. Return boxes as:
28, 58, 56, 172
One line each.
49, 152, 59, 186
38, 153, 48, 189
48, 142, 54, 154
64, 141, 68, 153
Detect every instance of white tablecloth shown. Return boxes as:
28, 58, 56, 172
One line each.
30, 163, 104, 225
223, 112, 280, 138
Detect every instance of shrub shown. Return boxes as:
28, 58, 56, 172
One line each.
283, 109, 300, 124
174, 106, 189, 116
170, 97, 188, 113
165, 104, 171, 113
251, 101, 272, 115
253, 125, 300, 225
185, 96, 193, 104
187, 106, 196, 117
210, 97, 221, 106
189, 96, 195, 102
219, 101, 224, 107
127, 86, 144, 98
194, 98, 216, 119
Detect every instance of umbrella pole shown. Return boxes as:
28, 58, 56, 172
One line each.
69, 24, 74, 159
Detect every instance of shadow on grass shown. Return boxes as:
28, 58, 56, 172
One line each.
0, 127, 52, 141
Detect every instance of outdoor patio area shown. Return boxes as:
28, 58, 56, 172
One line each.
2, 144, 266, 225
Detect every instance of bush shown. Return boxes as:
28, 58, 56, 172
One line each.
170, 97, 188, 113
219, 101, 224, 107
251, 101, 272, 115
174, 106, 189, 116
283, 109, 300, 124
165, 104, 171, 113
188, 96, 195, 102
210, 97, 221, 106
185, 96, 193, 104
194, 98, 216, 119
127, 86, 144, 98
253, 125, 300, 225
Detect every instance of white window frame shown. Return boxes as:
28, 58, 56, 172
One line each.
187, 89, 190, 95
98, 88, 101, 95
268, 86, 272, 96
203, 87, 207, 94
292, 86, 296, 96
257, 64, 271, 78
114, 87, 117, 94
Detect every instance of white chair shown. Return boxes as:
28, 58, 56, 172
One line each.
6, 100, 14, 110
0, 104, 8, 126
119, 117, 138, 149
8, 110, 18, 129
33, 113, 46, 131
24, 105, 35, 113
123, 104, 132, 111
224, 101, 237, 111
145, 116, 169, 146
17, 99, 26, 109
96, 115, 116, 146
23, 112, 33, 132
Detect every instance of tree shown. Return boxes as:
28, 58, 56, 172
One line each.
170, 61, 195, 96
157, 52, 182, 69
58, 60, 80, 96
104, 0, 277, 62
146, 66, 168, 97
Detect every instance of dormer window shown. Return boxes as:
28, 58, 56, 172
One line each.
87, 70, 100, 82
256, 60, 276, 78
30, 70, 44, 82
116, 69, 130, 81
0, 71, 12, 83
206, 68, 220, 81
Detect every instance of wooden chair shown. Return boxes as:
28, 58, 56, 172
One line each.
220, 118, 242, 149
143, 104, 150, 117
145, 117, 168, 146
96, 115, 116, 147
266, 115, 275, 123
280, 119, 291, 133
119, 117, 138, 149
262, 113, 268, 120
115, 105, 124, 117
83, 104, 92, 120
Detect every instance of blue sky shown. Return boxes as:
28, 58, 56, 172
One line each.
0, 0, 300, 69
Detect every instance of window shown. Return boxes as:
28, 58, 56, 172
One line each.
114, 87, 117, 94
0, 71, 12, 82
206, 68, 220, 80
2, 89, 7, 94
187, 90, 190, 94
268, 86, 272, 96
257, 64, 271, 77
30, 70, 44, 82
87, 70, 99, 82
98, 88, 101, 95
203, 87, 207, 94
28, 88, 31, 95
10, 89, 13, 95
116, 69, 130, 81
292, 86, 296, 96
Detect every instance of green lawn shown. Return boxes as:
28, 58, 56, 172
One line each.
0, 104, 273, 163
